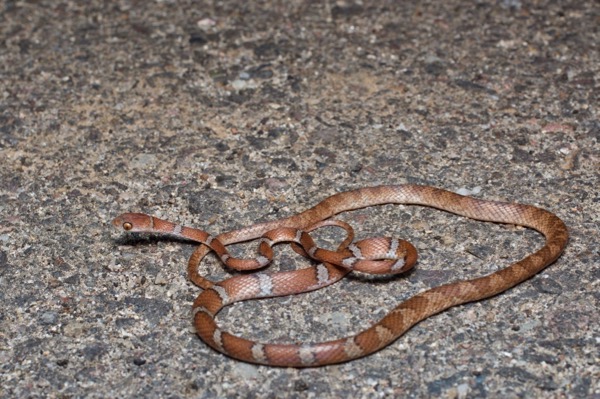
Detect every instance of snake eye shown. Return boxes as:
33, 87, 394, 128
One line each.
123, 222, 133, 231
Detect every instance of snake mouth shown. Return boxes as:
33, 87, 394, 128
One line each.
111, 216, 125, 229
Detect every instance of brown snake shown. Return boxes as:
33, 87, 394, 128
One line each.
113, 184, 568, 367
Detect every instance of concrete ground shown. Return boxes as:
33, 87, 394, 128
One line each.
1, 1, 598, 398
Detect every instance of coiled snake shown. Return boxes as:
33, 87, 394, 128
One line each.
112, 184, 568, 367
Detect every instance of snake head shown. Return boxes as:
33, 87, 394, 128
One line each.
112, 213, 154, 233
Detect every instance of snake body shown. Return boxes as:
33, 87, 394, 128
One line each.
113, 184, 568, 367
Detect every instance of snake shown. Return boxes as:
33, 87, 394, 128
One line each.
112, 184, 568, 367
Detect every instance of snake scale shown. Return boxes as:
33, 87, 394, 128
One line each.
113, 184, 568, 367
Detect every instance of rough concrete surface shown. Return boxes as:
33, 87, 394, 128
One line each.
0, 1, 598, 398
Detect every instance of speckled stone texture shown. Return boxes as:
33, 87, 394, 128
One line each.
0, 0, 598, 397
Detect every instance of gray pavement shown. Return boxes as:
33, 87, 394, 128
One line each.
0, 1, 598, 398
